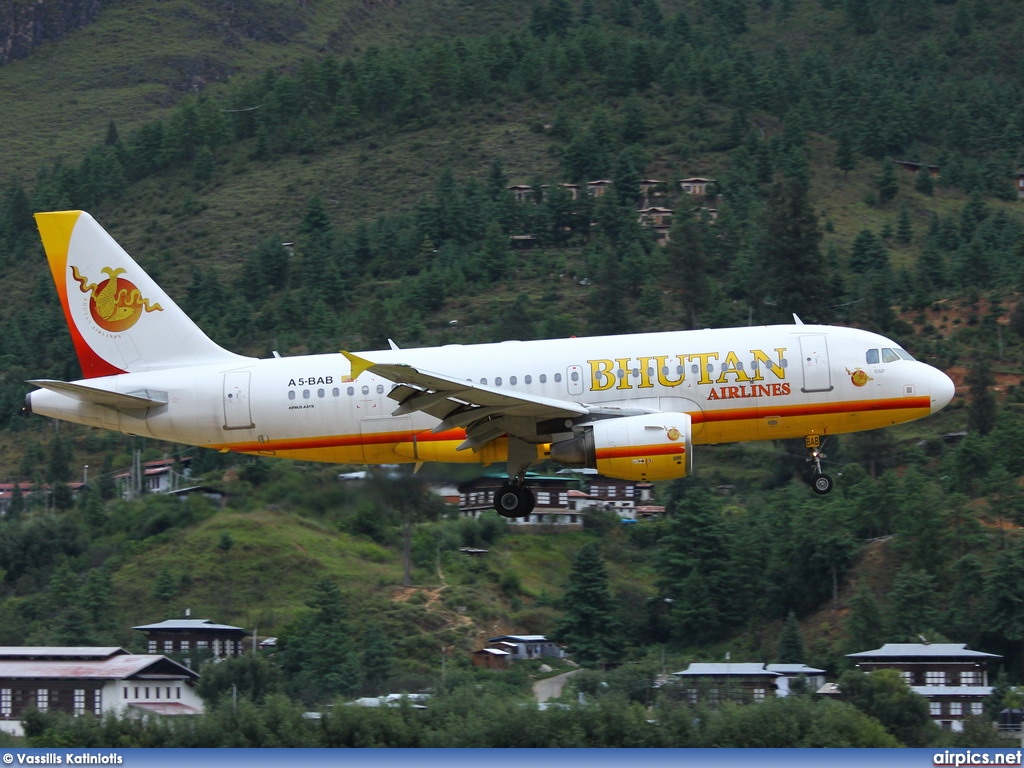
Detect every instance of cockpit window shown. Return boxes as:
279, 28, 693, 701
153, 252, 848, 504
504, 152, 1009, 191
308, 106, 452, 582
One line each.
896, 348, 916, 361
866, 349, 880, 364
881, 348, 900, 363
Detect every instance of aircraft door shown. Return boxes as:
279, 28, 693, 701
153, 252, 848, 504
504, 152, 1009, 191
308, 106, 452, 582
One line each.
798, 335, 834, 393
223, 371, 255, 429
567, 365, 585, 396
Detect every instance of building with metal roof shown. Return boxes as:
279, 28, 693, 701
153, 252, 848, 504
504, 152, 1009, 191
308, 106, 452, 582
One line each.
843, 642, 1002, 733
0, 646, 202, 737
132, 617, 248, 658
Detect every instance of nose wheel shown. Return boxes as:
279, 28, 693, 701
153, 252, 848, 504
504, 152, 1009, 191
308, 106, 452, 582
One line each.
805, 434, 833, 495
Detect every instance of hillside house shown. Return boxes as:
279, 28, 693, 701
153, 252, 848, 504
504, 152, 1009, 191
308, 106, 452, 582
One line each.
471, 648, 511, 670
116, 456, 192, 498
0, 647, 202, 736
638, 206, 674, 245
1015, 170, 1024, 199
0, 482, 85, 515
132, 617, 248, 658
458, 472, 660, 527
679, 177, 716, 196
844, 643, 1001, 732
673, 662, 781, 704
486, 635, 565, 661
458, 474, 584, 528
587, 179, 613, 197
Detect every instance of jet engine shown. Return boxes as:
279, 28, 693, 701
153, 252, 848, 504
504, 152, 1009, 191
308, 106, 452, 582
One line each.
549, 413, 693, 482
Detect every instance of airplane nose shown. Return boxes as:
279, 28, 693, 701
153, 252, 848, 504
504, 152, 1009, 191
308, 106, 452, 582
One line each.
930, 366, 955, 413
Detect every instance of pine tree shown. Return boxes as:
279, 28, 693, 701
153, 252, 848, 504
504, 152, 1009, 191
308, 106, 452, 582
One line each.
776, 611, 806, 663
554, 542, 618, 667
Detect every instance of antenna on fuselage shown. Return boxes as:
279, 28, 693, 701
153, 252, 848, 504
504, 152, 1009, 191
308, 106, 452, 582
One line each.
792, 313, 804, 325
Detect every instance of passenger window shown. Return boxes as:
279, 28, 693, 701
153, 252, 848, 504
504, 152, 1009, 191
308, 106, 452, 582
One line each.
361, 386, 369, 395
303, 390, 310, 399
571, 371, 580, 382
480, 378, 488, 385
554, 373, 562, 382
866, 349, 880, 364
288, 391, 296, 400
525, 375, 532, 384
539, 374, 547, 383
882, 348, 900, 363
495, 377, 502, 386
376, 385, 385, 394
318, 388, 325, 398
510, 376, 517, 385
347, 387, 354, 396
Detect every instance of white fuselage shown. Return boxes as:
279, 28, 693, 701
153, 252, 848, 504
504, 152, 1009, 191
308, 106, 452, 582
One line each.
27, 324, 954, 467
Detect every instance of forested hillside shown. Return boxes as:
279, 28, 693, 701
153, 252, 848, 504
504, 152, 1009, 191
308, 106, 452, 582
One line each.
0, 0, 1024, 747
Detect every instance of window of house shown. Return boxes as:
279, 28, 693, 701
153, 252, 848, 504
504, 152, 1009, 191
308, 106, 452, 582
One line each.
1, 688, 11, 717
930, 702, 942, 716
36, 689, 48, 712
925, 670, 946, 686
74, 689, 86, 716
900, 670, 913, 685
94, 690, 102, 715
753, 688, 766, 701
950, 702, 962, 716
148, 640, 157, 653
960, 670, 981, 685
163, 640, 173, 653
971, 702, 983, 715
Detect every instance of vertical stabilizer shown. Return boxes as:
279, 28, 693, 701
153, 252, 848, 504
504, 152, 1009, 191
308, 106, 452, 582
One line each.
35, 211, 251, 378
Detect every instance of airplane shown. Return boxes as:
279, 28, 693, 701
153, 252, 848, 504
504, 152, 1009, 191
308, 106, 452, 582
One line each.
25, 210, 955, 517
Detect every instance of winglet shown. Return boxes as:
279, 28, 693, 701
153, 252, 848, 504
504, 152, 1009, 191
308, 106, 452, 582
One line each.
341, 351, 375, 379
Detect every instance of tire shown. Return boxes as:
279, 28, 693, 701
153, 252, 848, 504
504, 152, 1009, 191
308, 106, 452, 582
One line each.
811, 473, 833, 495
494, 484, 535, 518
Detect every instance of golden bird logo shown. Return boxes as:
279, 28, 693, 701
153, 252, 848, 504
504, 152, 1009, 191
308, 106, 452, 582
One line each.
71, 265, 163, 332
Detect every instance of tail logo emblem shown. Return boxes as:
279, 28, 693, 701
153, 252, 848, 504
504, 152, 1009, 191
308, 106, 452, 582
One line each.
71, 265, 164, 332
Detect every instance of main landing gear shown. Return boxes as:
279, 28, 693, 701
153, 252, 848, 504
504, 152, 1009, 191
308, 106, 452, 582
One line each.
494, 478, 536, 518
493, 437, 538, 518
805, 434, 833, 495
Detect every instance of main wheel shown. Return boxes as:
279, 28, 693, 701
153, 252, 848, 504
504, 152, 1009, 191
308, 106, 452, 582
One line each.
811, 473, 833, 495
494, 484, 536, 518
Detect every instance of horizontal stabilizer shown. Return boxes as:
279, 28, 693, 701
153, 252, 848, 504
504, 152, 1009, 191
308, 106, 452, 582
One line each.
28, 379, 168, 410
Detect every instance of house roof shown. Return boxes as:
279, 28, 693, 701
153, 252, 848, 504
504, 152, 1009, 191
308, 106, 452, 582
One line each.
132, 618, 246, 633
473, 648, 511, 656
766, 664, 826, 675
0, 654, 199, 681
488, 635, 549, 643
0, 647, 127, 661
847, 643, 1001, 660
674, 663, 780, 677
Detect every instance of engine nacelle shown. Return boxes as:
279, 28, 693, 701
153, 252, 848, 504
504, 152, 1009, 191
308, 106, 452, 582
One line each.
549, 413, 693, 481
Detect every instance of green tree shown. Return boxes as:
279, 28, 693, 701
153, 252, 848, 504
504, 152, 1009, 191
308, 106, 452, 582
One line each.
877, 158, 899, 206
554, 542, 618, 667
776, 610, 806, 663
278, 579, 362, 704
838, 668, 937, 746
965, 357, 997, 436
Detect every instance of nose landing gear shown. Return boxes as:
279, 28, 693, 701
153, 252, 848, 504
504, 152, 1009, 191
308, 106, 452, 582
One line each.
806, 434, 833, 495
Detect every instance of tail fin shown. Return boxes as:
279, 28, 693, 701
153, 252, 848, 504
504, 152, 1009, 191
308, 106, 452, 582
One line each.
35, 211, 250, 378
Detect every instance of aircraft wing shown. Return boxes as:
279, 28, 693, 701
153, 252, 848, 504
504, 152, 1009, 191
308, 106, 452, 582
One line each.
343, 352, 589, 451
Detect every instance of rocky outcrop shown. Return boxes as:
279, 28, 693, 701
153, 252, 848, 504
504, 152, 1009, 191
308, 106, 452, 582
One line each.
0, 0, 102, 66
